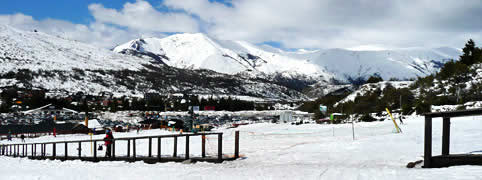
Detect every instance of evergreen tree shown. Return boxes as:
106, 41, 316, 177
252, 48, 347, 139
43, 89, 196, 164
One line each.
460, 39, 482, 66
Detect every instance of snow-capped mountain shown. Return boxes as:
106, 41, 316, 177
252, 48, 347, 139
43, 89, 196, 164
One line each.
0, 25, 310, 101
113, 34, 333, 81
0, 25, 151, 73
279, 47, 461, 80
114, 33, 461, 83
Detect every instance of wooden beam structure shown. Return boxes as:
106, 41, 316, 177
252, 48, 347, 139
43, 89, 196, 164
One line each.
423, 108, 482, 168
0, 132, 240, 164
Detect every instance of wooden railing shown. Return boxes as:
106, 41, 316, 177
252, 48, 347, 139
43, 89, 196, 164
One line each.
0, 131, 240, 163
423, 108, 482, 168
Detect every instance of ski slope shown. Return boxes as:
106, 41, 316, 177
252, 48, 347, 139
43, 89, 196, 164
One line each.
1, 116, 482, 179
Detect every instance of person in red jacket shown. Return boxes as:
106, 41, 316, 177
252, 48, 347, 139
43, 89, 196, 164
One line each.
104, 129, 114, 158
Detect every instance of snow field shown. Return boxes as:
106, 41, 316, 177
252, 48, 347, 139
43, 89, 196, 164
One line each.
1, 116, 482, 180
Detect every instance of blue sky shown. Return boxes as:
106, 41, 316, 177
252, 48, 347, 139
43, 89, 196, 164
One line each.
0, 0, 480, 50
0, 0, 227, 24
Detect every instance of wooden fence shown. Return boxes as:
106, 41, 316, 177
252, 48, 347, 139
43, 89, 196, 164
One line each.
0, 131, 240, 164
423, 108, 482, 168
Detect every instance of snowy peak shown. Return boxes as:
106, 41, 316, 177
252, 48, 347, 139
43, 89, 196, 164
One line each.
113, 33, 333, 81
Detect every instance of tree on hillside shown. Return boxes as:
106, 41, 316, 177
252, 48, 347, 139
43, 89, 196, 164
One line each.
460, 39, 482, 66
366, 73, 383, 84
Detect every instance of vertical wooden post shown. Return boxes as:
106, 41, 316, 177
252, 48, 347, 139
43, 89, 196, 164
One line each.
34, 144, 36, 157
185, 135, 189, 159
173, 136, 177, 157
423, 116, 432, 168
157, 137, 161, 161
442, 117, 451, 156
133, 139, 136, 161
17, 144, 20, 157
112, 140, 116, 159
93, 141, 97, 161
148, 137, 152, 157
31, 144, 34, 157
65, 142, 68, 159
23, 144, 25, 157
235, 131, 239, 159
218, 133, 222, 162
127, 139, 131, 157
52, 143, 56, 158
201, 135, 206, 158
78, 142, 81, 158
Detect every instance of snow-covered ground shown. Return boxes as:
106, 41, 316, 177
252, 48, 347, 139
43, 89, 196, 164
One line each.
1, 115, 482, 179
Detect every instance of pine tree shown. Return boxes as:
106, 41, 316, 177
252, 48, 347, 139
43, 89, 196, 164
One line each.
460, 39, 482, 66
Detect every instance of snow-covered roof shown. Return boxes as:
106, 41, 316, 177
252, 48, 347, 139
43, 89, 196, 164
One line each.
84, 119, 104, 129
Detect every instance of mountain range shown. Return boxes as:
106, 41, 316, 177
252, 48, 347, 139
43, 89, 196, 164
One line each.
0, 24, 463, 101
113, 33, 461, 81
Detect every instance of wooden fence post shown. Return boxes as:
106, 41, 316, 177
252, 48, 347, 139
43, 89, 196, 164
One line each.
65, 142, 68, 159
202, 135, 206, 158
127, 140, 130, 157
148, 137, 152, 157
78, 142, 81, 158
112, 140, 116, 159
52, 143, 56, 158
235, 131, 239, 159
185, 135, 189, 159
133, 139, 136, 161
218, 133, 222, 162
157, 137, 161, 161
93, 141, 97, 161
424, 116, 432, 168
442, 117, 451, 156
173, 136, 177, 157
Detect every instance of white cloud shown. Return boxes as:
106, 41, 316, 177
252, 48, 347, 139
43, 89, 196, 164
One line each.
88, 0, 199, 33
164, 0, 482, 49
0, 13, 144, 49
1, 0, 481, 50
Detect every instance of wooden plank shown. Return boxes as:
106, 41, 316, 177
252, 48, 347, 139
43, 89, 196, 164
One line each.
442, 117, 451, 156
424, 116, 432, 168
425, 108, 482, 118
235, 131, 239, 158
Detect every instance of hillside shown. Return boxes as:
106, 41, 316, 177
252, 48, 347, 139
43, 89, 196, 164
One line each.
0, 25, 309, 101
